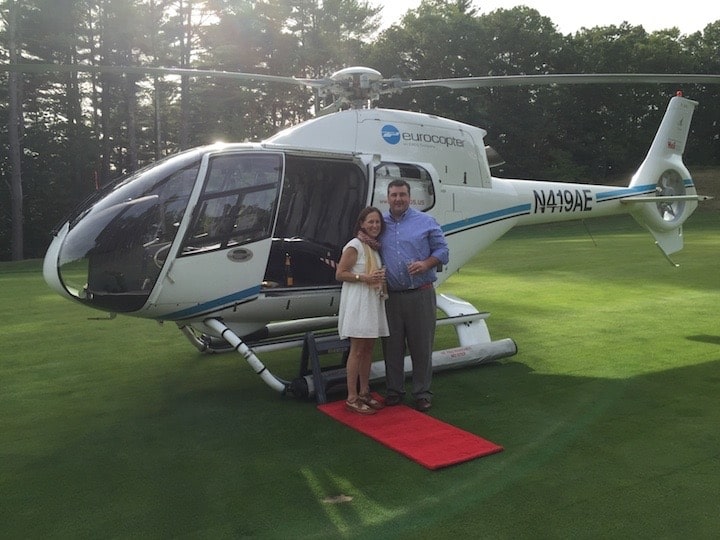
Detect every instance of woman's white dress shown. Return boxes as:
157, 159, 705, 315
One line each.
337, 238, 390, 339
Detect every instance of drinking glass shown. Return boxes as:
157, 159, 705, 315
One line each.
406, 260, 416, 289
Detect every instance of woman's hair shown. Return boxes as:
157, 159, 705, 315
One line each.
353, 206, 385, 236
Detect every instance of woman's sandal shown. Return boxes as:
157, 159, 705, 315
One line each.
346, 398, 376, 415
359, 392, 385, 410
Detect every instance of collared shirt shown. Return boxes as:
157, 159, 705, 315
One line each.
380, 207, 449, 291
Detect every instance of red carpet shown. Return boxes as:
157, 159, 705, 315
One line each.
318, 396, 503, 470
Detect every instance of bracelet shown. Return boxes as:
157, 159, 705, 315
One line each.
354, 274, 360, 282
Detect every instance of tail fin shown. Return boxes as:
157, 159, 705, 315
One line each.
625, 95, 700, 256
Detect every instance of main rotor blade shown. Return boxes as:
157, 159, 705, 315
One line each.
398, 73, 720, 89
6, 63, 720, 99
0, 63, 325, 88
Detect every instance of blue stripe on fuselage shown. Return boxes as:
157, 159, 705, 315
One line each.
156, 284, 261, 320
442, 204, 531, 235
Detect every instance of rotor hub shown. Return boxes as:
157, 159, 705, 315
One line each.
655, 169, 686, 222
323, 67, 384, 107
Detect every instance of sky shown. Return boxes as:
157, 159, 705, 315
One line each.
374, 0, 720, 35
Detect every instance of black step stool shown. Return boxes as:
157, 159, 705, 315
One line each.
299, 331, 350, 404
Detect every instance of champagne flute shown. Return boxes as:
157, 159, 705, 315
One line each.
378, 265, 388, 299
406, 259, 416, 289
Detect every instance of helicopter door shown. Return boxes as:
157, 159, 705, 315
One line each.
155, 152, 282, 314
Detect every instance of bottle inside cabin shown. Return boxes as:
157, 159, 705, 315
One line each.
284, 252, 294, 286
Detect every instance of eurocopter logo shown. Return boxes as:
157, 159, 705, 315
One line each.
381, 124, 465, 148
382, 124, 401, 144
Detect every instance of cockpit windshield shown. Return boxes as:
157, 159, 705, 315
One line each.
56, 149, 202, 312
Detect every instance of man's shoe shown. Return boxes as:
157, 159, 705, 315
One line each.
415, 398, 432, 412
384, 394, 403, 406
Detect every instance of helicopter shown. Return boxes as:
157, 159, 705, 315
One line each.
7, 64, 717, 399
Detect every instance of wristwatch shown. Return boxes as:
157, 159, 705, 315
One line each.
354, 274, 360, 281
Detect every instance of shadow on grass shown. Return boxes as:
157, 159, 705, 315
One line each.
686, 334, 720, 346
389, 355, 720, 538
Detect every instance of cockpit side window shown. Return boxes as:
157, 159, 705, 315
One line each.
372, 162, 435, 211
180, 153, 282, 255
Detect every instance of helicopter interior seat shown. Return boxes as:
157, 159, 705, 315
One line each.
327, 171, 362, 246
262, 176, 314, 287
263, 164, 363, 288
265, 222, 342, 289
263, 237, 338, 288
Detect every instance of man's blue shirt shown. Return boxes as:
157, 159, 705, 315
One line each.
380, 207, 449, 291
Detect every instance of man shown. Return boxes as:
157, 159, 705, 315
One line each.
380, 179, 449, 412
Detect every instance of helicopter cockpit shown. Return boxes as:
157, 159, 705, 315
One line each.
49, 146, 372, 315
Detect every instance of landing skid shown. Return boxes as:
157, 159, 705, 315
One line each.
180, 293, 518, 400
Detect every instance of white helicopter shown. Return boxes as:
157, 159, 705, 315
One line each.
23, 65, 717, 399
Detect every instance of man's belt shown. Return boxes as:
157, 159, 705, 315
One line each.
388, 282, 433, 294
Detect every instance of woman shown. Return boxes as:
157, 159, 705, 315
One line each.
336, 207, 389, 415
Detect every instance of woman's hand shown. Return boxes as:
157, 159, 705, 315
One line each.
367, 268, 385, 284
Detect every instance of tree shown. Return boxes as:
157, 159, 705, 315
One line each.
367, 2, 567, 178
556, 24, 696, 179
5, 0, 23, 260
1, 0, 719, 261
683, 21, 720, 165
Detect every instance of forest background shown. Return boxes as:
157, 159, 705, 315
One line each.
1, 0, 719, 261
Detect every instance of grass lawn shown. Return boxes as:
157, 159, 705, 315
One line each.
1, 211, 719, 538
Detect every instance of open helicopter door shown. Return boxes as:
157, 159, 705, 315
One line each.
263, 154, 367, 291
